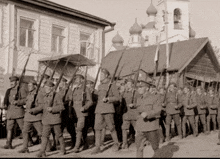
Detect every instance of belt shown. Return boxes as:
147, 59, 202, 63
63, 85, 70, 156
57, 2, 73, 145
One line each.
74, 101, 82, 104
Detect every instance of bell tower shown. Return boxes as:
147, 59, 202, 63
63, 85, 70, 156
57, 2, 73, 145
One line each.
156, 0, 190, 43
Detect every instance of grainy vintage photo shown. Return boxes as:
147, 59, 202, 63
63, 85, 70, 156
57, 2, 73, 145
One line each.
0, 0, 220, 158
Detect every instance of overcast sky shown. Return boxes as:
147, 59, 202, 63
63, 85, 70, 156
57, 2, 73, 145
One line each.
50, 0, 220, 52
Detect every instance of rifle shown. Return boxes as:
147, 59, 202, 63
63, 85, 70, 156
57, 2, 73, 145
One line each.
105, 46, 128, 98
156, 65, 166, 89
14, 51, 32, 100
82, 66, 88, 106
48, 57, 71, 107
93, 66, 101, 92
49, 60, 60, 80
162, 70, 172, 103
131, 52, 145, 104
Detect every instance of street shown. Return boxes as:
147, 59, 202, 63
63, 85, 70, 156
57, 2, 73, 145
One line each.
0, 130, 220, 158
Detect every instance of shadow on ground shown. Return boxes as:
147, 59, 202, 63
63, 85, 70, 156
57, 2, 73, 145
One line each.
153, 142, 179, 158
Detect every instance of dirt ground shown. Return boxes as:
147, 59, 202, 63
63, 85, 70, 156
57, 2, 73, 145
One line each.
0, 130, 220, 158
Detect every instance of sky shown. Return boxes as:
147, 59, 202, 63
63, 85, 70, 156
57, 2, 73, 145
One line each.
50, 0, 220, 53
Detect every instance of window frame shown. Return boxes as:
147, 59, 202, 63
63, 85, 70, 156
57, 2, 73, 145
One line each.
51, 25, 65, 54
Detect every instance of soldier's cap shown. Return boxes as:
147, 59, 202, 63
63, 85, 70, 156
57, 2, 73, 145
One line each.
168, 82, 177, 87
9, 76, 19, 82
28, 79, 37, 85
44, 80, 55, 87
137, 80, 152, 87
126, 78, 134, 83
183, 85, 191, 90
62, 78, 67, 82
101, 68, 110, 76
86, 80, 94, 85
74, 74, 84, 80
43, 74, 50, 79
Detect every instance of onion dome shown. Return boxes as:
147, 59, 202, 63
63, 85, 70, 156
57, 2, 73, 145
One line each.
129, 18, 142, 35
112, 32, 124, 44
189, 25, 196, 38
146, 1, 157, 16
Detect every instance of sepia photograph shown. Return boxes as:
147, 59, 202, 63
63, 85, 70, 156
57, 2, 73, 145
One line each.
0, 0, 220, 158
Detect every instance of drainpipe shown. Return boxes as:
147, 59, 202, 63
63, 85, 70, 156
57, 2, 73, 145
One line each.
102, 22, 116, 60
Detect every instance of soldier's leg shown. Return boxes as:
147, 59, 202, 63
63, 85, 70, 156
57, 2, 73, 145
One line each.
159, 118, 165, 143
121, 120, 130, 149
100, 126, 106, 146
50, 128, 58, 151
207, 114, 211, 133
82, 116, 90, 150
18, 121, 32, 153
212, 114, 217, 131
200, 114, 207, 134
182, 116, 187, 138
165, 114, 172, 141
105, 113, 120, 151
73, 117, 85, 153
66, 117, 76, 150
114, 114, 123, 143
91, 114, 104, 155
53, 124, 66, 155
135, 131, 145, 158
33, 121, 43, 144
4, 119, 15, 149
173, 114, 182, 138
188, 115, 197, 137
217, 115, 220, 145
36, 125, 51, 157
147, 130, 160, 152
195, 115, 199, 135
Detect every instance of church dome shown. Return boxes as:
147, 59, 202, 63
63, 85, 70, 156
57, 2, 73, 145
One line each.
129, 18, 142, 35
112, 32, 124, 44
146, 2, 157, 16
189, 25, 196, 38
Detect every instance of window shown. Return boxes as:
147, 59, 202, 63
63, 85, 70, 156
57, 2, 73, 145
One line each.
20, 19, 35, 48
80, 33, 90, 56
51, 26, 65, 53
174, 8, 182, 29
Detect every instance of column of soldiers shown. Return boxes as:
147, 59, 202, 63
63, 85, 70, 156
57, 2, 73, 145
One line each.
2, 68, 220, 158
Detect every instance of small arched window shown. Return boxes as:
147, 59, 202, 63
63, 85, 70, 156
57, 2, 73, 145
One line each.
174, 8, 182, 29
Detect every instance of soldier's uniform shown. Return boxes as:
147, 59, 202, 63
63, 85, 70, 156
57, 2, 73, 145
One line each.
181, 87, 197, 138
135, 81, 161, 158
36, 80, 66, 157
68, 74, 93, 153
216, 93, 220, 145
121, 79, 138, 149
18, 80, 43, 153
195, 87, 207, 134
3, 76, 28, 149
206, 88, 218, 133
164, 83, 182, 141
91, 68, 120, 154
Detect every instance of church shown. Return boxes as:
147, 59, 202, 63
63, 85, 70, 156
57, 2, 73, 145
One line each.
102, 0, 220, 89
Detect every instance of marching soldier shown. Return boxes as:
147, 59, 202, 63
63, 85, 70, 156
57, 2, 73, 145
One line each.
135, 81, 161, 158
36, 80, 66, 157
2, 76, 28, 149
68, 74, 93, 153
206, 87, 218, 134
91, 68, 120, 154
163, 82, 182, 141
181, 86, 197, 138
195, 86, 207, 135
121, 78, 138, 149
18, 79, 43, 153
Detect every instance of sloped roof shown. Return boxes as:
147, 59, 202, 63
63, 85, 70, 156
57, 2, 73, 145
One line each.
11, 0, 114, 27
101, 37, 220, 77
144, 21, 156, 30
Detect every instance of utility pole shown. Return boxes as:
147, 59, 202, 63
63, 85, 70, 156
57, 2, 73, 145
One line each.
164, 0, 170, 87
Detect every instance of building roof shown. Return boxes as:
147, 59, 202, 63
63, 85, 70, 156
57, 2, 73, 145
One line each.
143, 21, 156, 30
101, 37, 220, 78
13, 0, 115, 27
129, 18, 142, 35
146, 2, 157, 16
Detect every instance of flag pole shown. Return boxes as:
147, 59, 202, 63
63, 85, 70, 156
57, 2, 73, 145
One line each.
165, 0, 170, 87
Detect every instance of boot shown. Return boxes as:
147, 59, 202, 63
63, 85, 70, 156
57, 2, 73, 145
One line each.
58, 137, 66, 155
72, 131, 82, 153
18, 148, 29, 153
18, 132, 29, 153
111, 130, 120, 152
158, 129, 165, 144
37, 137, 48, 157
207, 122, 210, 134
4, 130, 13, 149
100, 128, 106, 146
182, 123, 186, 138
91, 130, 101, 155
46, 140, 52, 152
121, 130, 128, 149
165, 125, 171, 141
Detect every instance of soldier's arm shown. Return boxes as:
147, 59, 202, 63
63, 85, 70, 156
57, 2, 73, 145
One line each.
30, 105, 43, 115
177, 94, 183, 109
3, 88, 11, 108
51, 93, 65, 113
189, 95, 197, 108
83, 88, 93, 111
108, 84, 120, 103
211, 97, 219, 109
17, 86, 28, 106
